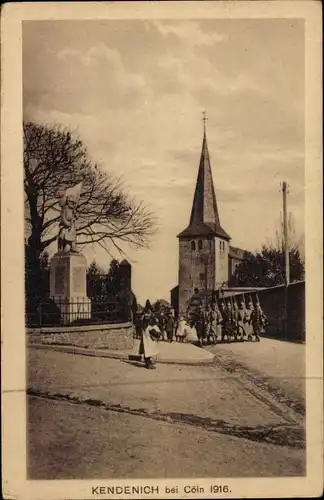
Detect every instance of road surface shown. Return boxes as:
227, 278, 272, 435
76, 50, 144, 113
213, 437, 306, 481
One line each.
208, 337, 305, 414
27, 343, 305, 479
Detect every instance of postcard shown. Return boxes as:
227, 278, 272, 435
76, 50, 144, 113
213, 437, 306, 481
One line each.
1, 1, 323, 499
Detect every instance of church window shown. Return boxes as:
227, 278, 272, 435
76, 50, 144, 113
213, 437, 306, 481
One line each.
191, 240, 196, 251
198, 240, 203, 251
219, 241, 222, 251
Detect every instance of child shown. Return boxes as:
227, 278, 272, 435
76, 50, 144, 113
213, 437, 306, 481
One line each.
176, 316, 188, 343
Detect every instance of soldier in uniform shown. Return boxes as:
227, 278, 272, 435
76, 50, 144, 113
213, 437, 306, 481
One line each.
204, 304, 211, 344
245, 296, 254, 340
165, 309, 175, 343
195, 304, 206, 346
220, 300, 230, 342
227, 300, 236, 341
218, 300, 226, 342
237, 300, 247, 341
208, 302, 222, 344
251, 299, 268, 342
232, 298, 239, 341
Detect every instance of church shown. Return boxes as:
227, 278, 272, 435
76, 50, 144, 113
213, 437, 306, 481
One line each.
171, 119, 247, 315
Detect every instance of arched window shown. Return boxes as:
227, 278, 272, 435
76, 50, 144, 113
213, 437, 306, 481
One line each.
219, 241, 222, 251
198, 240, 203, 251
191, 240, 196, 251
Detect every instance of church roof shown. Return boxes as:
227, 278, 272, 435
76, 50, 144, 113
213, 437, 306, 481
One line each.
229, 246, 247, 260
178, 127, 231, 240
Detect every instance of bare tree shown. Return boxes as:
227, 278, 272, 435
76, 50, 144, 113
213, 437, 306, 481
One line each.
24, 121, 157, 266
267, 212, 304, 258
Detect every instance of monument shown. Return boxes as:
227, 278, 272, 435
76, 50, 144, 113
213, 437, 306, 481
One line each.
49, 182, 91, 324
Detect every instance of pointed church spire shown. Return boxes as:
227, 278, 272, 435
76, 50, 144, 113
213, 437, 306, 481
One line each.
178, 113, 230, 240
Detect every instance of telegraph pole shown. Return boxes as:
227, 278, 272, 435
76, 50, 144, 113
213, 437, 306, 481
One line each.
282, 181, 290, 339
282, 181, 290, 285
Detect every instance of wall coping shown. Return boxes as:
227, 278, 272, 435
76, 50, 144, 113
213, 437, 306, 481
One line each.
253, 281, 305, 293
27, 321, 133, 335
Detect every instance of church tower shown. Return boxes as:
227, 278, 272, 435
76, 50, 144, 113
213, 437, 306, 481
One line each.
177, 115, 231, 314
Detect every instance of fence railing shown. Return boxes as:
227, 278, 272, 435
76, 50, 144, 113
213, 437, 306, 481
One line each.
25, 296, 132, 328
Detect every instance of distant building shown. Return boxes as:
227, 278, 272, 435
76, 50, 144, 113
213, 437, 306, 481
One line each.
171, 121, 250, 315
228, 246, 247, 279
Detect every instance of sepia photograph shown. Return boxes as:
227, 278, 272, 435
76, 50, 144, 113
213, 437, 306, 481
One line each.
1, 2, 322, 499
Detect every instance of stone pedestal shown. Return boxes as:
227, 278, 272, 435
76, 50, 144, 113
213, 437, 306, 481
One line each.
50, 252, 91, 325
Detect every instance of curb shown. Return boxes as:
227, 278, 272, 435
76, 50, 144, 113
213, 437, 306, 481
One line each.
27, 343, 215, 365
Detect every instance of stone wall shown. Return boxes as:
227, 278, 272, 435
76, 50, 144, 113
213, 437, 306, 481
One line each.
258, 281, 305, 342
178, 237, 215, 314
214, 236, 229, 286
27, 322, 134, 350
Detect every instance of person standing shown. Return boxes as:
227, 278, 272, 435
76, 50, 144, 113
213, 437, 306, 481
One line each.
176, 316, 188, 343
139, 315, 161, 369
204, 304, 212, 344
207, 303, 219, 344
219, 300, 228, 342
216, 302, 223, 342
158, 311, 167, 341
208, 302, 221, 344
237, 300, 247, 341
245, 297, 254, 340
166, 310, 175, 343
195, 304, 206, 346
224, 300, 234, 341
251, 300, 267, 342
232, 299, 239, 341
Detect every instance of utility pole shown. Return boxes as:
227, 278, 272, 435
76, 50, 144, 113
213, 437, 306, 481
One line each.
282, 181, 290, 285
282, 181, 290, 339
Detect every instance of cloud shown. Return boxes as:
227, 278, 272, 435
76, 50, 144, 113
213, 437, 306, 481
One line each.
153, 20, 228, 47
23, 19, 305, 303
24, 43, 150, 115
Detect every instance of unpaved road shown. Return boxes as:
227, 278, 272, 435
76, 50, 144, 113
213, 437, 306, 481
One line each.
27, 346, 305, 479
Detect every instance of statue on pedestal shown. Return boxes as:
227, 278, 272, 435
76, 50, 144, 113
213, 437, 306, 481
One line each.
57, 182, 83, 253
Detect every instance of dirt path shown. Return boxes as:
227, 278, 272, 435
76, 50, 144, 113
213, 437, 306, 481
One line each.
208, 338, 305, 417
27, 347, 305, 479
28, 395, 305, 479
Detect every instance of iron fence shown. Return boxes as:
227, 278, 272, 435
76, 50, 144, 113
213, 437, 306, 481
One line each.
25, 295, 132, 328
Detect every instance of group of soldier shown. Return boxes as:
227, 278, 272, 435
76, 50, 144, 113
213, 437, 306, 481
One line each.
134, 293, 268, 346
187, 295, 268, 346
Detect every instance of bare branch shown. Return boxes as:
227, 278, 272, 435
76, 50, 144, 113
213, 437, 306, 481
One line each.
24, 121, 157, 259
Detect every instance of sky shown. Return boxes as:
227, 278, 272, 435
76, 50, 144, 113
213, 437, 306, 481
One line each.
23, 19, 305, 305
